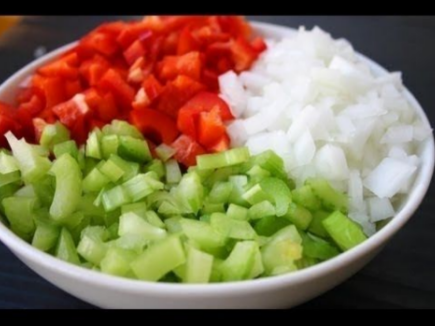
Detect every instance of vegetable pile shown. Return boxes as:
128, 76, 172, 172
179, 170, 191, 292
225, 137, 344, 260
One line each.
0, 16, 266, 166
0, 120, 366, 282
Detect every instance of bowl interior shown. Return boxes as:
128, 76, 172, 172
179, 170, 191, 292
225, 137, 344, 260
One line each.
0, 21, 433, 295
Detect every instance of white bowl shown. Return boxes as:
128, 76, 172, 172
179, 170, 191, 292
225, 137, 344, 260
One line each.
0, 22, 433, 309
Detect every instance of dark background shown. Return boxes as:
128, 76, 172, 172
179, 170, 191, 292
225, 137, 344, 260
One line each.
0, 16, 434, 309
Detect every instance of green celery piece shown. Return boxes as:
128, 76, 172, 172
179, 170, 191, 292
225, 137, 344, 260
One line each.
269, 225, 302, 244
155, 143, 176, 162
40, 122, 70, 150
101, 134, 119, 160
56, 228, 80, 265
118, 212, 167, 240
118, 136, 152, 163
111, 234, 148, 254
164, 216, 183, 233
105, 154, 140, 182
306, 178, 348, 213
283, 203, 313, 230
99, 158, 125, 182
49, 154, 82, 221
83, 157, 99, 177
81, 225, 110, 242
175, 172, 204, 214
82, 167, 111, 193
226, 204, 249, 220
144, 210, 165, 229
183, 245, 214, 284
121, 202, 147, 217
53, 140, 79, 160
291, 185, 321, 211
0, 170, 21, 187
248, 246, 265, 279
101, 185, 131, 212
228, 175, 249, 206
295, 256, 319, 270
130, 236, 186, 281
308, 210, 330, 238
165, 159, 182, 184
2, 196, 37, 241
122, 173, 164, 202
210, 258, 224, 283
180, 218, 226, 250
85, 129, 103, 159
107, 222, 119, 240
32, 220, 60, 252
201, 202, 225, 215
102, 120, 143, 139
210, 213, 256, 240
0, 152, 19, 174
158, 200, 181, 216
302, 233, 340, 260
322, 211, 367, 251
100, 247, 136, 277
104, 209, 121, 227
248, 200, 276, 221
14, 184, 35, 197
254, 216, 291, 237
77, 147, 86, 171
0, 183, 20, 216
241, 150, 288, 182
259, 177, 291, 217
242, 184, 270, 206
78, 194, 106, 220
207, 181, 233, 204
32, 174, 55, 207
197, 147, 250, 170
77, 234, 108, 266
220, 241, 258, 281
203, 166, 242, 187
145, 159, 165, 180
261, 239, 302, 275
246, 164, 271, 181
5, 131, 51, 184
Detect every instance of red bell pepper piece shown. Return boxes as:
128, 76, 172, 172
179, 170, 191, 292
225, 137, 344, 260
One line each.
197, 106, 226, 148
171, 134, 206, 167
158, 51, 203, 82
99, 68, 135, 111
123, 40, 147, 66
52, 94, 90, 128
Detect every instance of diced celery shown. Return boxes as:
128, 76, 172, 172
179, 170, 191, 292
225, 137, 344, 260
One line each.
155, 143, 176, 162
105, 154, 139, 182
56, 228, 80, 265
14, 184, 35, 197
283, 203, 313, 231
83, 157, 99, 176
99, 158, 125, 182
144, 210, 165, 229
248, 201, 276, 220
295, 257, 319, 270
204, 166, 241, 187
308, 210, 330, 238
2, 196, 37, 240
85, 129, 103, 159
201, 202, 225, 215
175, 172, 204, 214
78, 194, 106, 220
269, 225, 302, 245
158, 200, 181, 216
32, 220, 60, 252
49, 154, 82, 221
291, 185, 321, 211
53, 140, 79, 160
118, 212, 167, 240
0, 183, 20, 215
0, 152, 19, 174
228, 175, 249, 206
164, 216, 183, 234
40, 122, 70, 150
165, 159, 182, 184
247, 165, 271, 181
110, 234, 148, 254
242, 150, 287, 181
146, 159, 165, 180
322, 211, 367, 251
121, 202, 147, 217
102, 120, 143, 139
248, 244, 264, 279
183, 245, 214, 283
0, 170, 21, 187
101, 186, 131, 212
302, 233, 340, 260
32, 174, 55, 207
81, 226, 110, 241
220, 241, 258, 281
100, 247, 136, 277
242, 184, 270, 205
118, 136, 151, 163
226, 204, 248, 220
107, 222, 119, 239
82, 167, 111, 193
306, 178, 348, 213
254, 216, 291, 237
261, 239, 302, 276
197, 147, 250, 170
207, 181, 233, 204
123, 174, 164, 202
180, 218, 225, 250
77, 234, 108, 266
130, 236, 186, 281
104, 209, 120, 227
101, 135, 119, 159
259, 177, 291, 217
5, 132, 51, 183
211, 213, 256, 240
210, 258, 224, 282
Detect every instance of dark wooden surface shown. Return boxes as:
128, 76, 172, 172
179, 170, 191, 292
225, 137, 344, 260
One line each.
0, 16, 434, 309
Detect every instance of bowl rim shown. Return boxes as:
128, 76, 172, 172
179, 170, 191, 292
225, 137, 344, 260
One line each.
0, 21, 433, 296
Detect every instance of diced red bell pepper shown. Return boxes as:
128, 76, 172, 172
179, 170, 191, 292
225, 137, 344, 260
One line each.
171, 134, 206, 167
70, 115, 88, 145
0, 114, 20, 148
177, 91, 233, 139
157, 75, 205, 118
130, 108, 179, 145
177, 25, 200, 55
64, 80, 83, 99
158, 51, 202, 82
251, 37, 267, 53
216, 16, 252, 40
79, 55, 110, 87
194, 26, 231, 46
88, 119, 105, 131
117, 23, 153, 49
32, 117, 48, 143
19, 94, 45, 116
162, 31, 180, 56
97, 92, 119, 122
80, 32, 120, 57
123, 40, 147, 66
95, 21, 127, 38
201, 69, 219, 92
231, 37, 259, 72
207, 133, 230, 153
52, 94, 90, 128
143, 74, 163, 103
32, 75, 67, 109
38, 59, 79, 80
99, 68, 135, 111
197, 106, 226, 148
